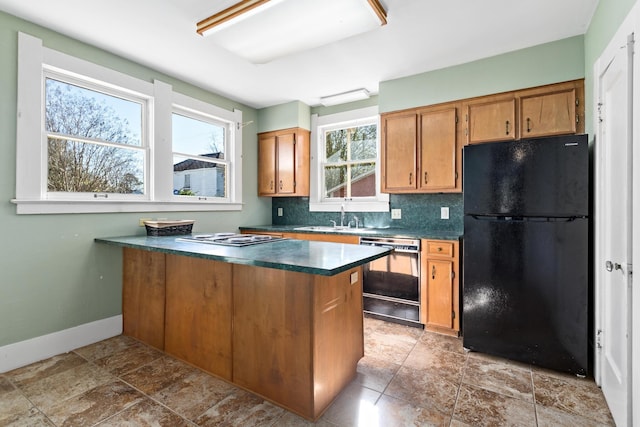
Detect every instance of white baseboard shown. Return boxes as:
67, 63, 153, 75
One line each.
0, 315, 122, 373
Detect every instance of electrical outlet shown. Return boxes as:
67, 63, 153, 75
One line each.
277, 207, 283, 217
391, 208, 402, 219
441, 207, 449, 220
139, 218, 152, 227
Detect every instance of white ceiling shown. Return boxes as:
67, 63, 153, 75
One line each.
0, 0, 599, 109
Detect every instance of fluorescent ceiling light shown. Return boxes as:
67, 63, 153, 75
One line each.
197, 0, 387, 64
320, 89, 370, 107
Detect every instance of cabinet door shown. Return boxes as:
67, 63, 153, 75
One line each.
258, 135, 277, 195
122, 248, 166, 350
426, 258, 454, 330
276, 132, 296, 194
467, 98, 516, 144
520, 88, 577, 137
164, 255, 232, 380
420, 108, 457, 191
381, 113, 418, 192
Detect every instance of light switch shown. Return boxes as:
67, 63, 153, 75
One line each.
441, 207, 449, 220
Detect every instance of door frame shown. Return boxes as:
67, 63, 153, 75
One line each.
593, 3, 639, 425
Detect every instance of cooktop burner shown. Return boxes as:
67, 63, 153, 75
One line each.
177, 233, 286, 247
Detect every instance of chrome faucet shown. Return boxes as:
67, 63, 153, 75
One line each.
340, 204, 346, 227
353, 216, 360, 229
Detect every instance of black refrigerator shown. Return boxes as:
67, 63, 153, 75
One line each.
462, 134, 589, 376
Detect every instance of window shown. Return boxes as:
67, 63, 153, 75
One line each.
310, 106, 389, 212
323, 123, 377, 198
14, 32, 242, 214
45, 75, 147, 198
172, 110, 229, 199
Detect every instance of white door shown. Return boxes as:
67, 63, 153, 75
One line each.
595, 33, 633, 427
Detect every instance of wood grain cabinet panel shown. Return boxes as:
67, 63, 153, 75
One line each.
232, 265, 362, 419
466, 98, 517, 144
381, 112, 418, 192
381, 106, 461, 194
520, 87, 577, 137
258, 128, 310, 197
420, 107, 459, 191
420, 239, 460, 336
122, 247, 166, 350
164, 255, 232, 380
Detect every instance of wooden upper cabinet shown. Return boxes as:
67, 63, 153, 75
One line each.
381, 112, 418, 192
466, 97, 516, 144
258, 135, 277, 195
381, 106, 461, 194
258, 128, 310, 197
420, 107, 459, 191
519, 86, 578, 138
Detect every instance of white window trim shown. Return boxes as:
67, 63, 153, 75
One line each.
13, 32, 243, 214
310, 106, 389, 212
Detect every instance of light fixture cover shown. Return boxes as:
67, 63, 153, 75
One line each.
197, 0, 387, 64
320, 89, 370, 107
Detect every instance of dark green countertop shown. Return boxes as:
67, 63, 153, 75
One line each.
239, 225, 462, 241
95, 235, 392, 276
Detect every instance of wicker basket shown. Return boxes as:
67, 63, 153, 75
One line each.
144, 220, 194, 236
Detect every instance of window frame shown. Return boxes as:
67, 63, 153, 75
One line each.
13, 32, 243, 214
310, 106, 389, 212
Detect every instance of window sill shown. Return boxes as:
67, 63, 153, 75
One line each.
308, 200, 389, 213
11, 199, 243, 215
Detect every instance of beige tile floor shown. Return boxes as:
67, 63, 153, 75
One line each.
0, 317, 614, 426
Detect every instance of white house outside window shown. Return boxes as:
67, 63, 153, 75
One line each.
172, 111, 230, 199
310, 106, 389, 212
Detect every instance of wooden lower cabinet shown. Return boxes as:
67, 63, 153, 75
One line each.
420, 239, 460, 336
164, 255, 232, 380
121, 248, 363, 421
122, 247, 166, 350
233, 264, 363, 419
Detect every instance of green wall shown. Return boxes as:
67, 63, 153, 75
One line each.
257, 100, 311, 132
379, 36, 585, 113
0, 11, 271, 347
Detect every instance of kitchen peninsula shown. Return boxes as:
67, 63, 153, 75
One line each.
95, 235, 391, 421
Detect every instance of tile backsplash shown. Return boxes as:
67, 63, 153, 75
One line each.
271, 193, 463, 233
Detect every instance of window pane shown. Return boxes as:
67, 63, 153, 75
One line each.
173, 155, 226, 198
45, 78, 142, 146
172, 113, 225, 158
325, 130, 347, 163
324, 165, 347, 198
350, 125, 377, 161
351, 162, 376, 197
47, 138, 144, 193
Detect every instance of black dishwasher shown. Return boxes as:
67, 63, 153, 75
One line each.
359, 237, 421, 325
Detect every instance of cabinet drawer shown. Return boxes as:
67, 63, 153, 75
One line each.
425, 240, 455, 257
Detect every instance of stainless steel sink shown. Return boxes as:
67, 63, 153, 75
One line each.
293, 226, 377, 234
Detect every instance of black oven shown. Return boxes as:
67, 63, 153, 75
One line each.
359, 237, 421, 325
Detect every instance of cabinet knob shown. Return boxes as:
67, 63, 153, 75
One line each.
424, 171, 428, 184
526, 117, 532, 133
270, 180, 274, 190
279, 180, 283, 190
432, 265, 436, 279
409, 172, 413, 185
505, 120, 510, 135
